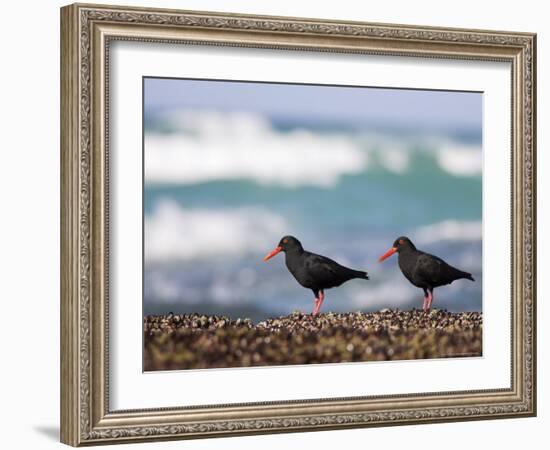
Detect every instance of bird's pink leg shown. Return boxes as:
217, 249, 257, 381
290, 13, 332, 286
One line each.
422, 296, 428, 311
427, 290, 434, 309
312, 298, 320, 315
312, 291, 325, 315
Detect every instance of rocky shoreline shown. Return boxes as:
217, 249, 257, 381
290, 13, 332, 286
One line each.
144, 309, 482, 371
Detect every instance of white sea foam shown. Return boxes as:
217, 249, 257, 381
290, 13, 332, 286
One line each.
164, 109, 273, 136
146, 111, 369, 188
377, 147, 410, 173
436, 144, 482, 177
144, 200, 288, 261
146, 110, 482, 186
350, 278, 414, 309
414, 220, 482, 244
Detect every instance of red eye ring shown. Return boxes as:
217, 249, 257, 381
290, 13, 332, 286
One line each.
283, 239, 288, 244
399, 239, 404, 245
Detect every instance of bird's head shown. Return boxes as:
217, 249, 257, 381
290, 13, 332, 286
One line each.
263, 236, 303, 261
378, 236, 416, 262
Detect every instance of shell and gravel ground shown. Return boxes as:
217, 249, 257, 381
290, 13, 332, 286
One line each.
144, 309, 482, 371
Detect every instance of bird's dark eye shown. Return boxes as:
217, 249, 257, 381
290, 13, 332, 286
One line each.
399, 239, 404, 245
283, 239, 288, 244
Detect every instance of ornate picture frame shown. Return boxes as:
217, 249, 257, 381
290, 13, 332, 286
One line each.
60, 3, 536, 446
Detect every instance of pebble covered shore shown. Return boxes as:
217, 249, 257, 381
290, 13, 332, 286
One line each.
144, 309, 482, 371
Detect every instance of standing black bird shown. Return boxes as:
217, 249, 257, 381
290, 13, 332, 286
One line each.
378, 236, 474, 311
263, 236, 369, 315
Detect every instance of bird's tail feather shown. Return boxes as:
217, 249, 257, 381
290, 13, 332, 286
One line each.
353, 270, 369, 280
463, 272, 475, 282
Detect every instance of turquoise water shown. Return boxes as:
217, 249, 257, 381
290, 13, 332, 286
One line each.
144, 111, 482, 321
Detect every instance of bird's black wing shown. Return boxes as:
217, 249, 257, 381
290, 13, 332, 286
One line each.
305, 253, 343, 287
303, 252, 367, 288
415, 252, 468, 287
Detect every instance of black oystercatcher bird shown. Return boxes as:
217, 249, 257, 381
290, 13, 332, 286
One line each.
378, 236, 474, 311
263, 236, 369, 315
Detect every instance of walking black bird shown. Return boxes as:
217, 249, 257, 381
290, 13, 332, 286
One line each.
378, 236, 474, 311
263, 236, 369, 315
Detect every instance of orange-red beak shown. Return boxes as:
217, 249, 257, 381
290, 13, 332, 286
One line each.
378, 247, 397, 263
263, 246, 282, 262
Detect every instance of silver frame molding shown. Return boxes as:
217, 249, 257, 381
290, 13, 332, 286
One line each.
61, 3, 536, 446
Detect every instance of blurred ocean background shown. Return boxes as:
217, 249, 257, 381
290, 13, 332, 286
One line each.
144, 79, 482, 322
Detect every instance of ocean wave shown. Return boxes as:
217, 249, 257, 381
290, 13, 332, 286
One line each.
145, 111, 368, 188
143, 219, 482, 315
414, 220, 482, 244
349, 281, 416, 310
348, 272, 480, 312
145, 200, 288, 261
377, 147, 410, 174
145, 110, 481, 187
436, 144, 482, 177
